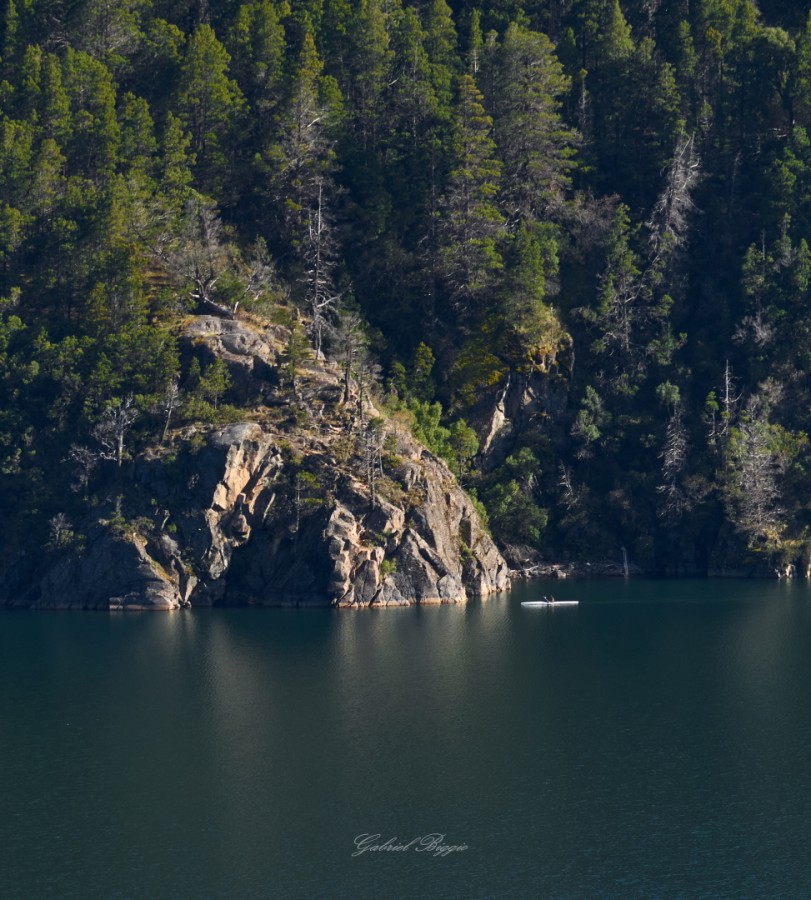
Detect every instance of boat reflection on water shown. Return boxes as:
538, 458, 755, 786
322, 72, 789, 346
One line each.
521, 598, 579, 608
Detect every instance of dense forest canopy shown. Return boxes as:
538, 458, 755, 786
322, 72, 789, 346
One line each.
3, 0, 811, 574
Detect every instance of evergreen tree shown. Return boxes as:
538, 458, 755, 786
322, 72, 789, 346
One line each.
484, 22, 578, 227
264, 31, 341, 254
226, 0, 287, 118
345, 0, 391, 151
4, 0, 811, 573
423, 0, 458, 106
436, 73, 504, 317
583, 204, 648, 393
71, 0, 146, 73
176, 23, 246, 198
497, 221, 565, 366
62, 48, 121, 184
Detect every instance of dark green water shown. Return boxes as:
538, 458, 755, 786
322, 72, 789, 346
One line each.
4, 579, 811, 898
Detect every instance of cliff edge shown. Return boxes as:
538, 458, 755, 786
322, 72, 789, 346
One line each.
4, 315, 508, 609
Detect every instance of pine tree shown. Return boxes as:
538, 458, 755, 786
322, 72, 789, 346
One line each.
497, 221, 564, 366
176, 24, 246, 197
584, 204, 645, 392
1, 0, 20, 77
39, 52, 72, 146
345, 0, 392, 151
279, 318, 312, 400
226, 0, 287, 118
160, 113, 196, 204
485, 23, 578, 227
796, 12, 811, 127
197, 357, 231, 409
424, 0, 458, 107
118, 93, 159, 188
265, 31, 341, 252
436, 73, 504, 317
71, 0, 146, 73
387, 6, 439, 150
62, 48, 121, 185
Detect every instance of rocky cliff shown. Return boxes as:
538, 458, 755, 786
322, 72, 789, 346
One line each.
5, 315, 509, 610
475, 367, 570, 470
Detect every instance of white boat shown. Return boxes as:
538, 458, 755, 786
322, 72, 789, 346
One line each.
521, 600, 579, 608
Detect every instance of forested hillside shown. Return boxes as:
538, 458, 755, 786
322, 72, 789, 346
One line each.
3, 0, 811, 577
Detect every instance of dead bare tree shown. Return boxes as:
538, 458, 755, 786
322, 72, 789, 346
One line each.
330, 304, 368, 405
68, 444, 100, 498
92, 394, 139, 467
303, 181, 341, 358
657, 405, 690, 520
725, 384, 789, 548
706, 360, 743, 452
155, 198, 276, 318
47, 513, 75, 551
647, 133, 701, 275
361, 417, 385, 507
160, 378, 181, 445
558, 463, 578, 510
165, 196, 228, 310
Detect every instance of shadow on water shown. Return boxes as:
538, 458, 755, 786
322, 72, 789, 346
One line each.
3, 580, 811, 898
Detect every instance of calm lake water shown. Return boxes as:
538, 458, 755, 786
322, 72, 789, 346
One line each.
4, 579, 811, 898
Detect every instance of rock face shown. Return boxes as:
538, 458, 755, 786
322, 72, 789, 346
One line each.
224, 444, 509, 607
10, 315, 509, 610
475, 367, 569, 471
182, 316, 278, 399
35, 524, 182, 610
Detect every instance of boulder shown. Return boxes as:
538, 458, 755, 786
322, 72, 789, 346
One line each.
37, 525, 181, 610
